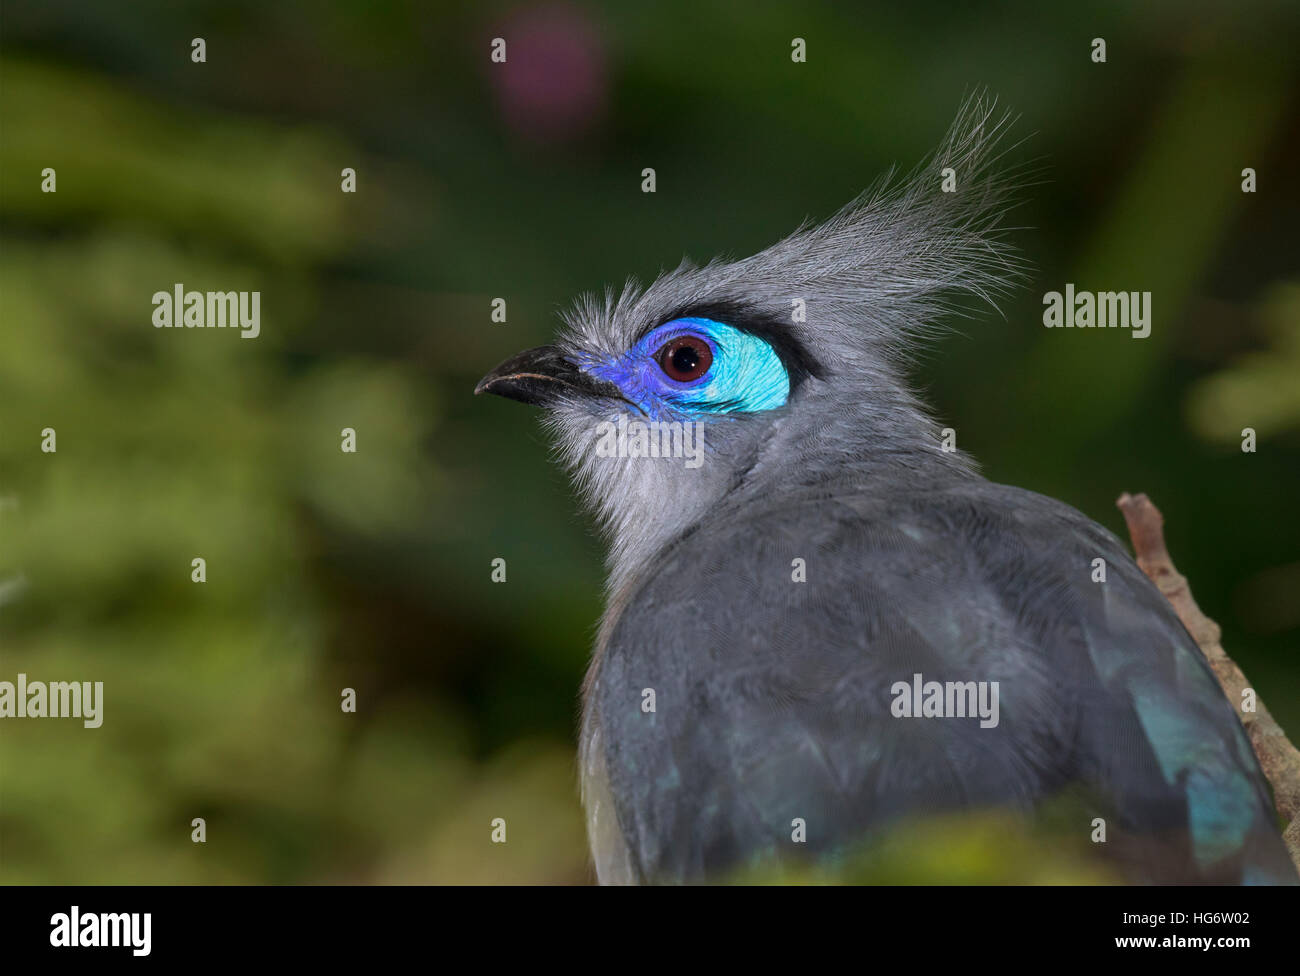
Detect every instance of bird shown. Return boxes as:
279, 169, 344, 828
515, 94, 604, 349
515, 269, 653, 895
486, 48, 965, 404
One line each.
475, 95, 1297, 885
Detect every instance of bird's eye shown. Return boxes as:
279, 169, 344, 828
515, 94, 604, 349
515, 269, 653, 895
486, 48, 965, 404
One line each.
657, 335, 713, 383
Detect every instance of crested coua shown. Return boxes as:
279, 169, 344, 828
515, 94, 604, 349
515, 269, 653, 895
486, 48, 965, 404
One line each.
476, 97, 1297, 885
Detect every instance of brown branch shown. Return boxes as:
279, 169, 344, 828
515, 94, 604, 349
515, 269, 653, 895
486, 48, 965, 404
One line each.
1117, 492, 1300, 870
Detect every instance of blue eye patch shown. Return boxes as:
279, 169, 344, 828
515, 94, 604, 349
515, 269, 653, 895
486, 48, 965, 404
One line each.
583, 317, 790, 416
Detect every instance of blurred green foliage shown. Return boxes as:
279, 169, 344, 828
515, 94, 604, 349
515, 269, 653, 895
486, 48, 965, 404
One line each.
733, 807, 1118, 886
1, 0, 1297, 883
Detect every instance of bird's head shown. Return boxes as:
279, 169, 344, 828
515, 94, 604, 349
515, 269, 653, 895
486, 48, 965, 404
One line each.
476, 95, 1028, 588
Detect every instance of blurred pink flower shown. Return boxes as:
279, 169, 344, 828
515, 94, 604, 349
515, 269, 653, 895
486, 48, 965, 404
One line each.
488, 3, 609, 144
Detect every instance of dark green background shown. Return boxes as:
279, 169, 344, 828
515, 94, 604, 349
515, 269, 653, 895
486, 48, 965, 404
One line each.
1, 1, 1297, 883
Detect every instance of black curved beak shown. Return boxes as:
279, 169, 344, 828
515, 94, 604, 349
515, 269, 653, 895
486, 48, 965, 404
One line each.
475, 345, 625, 407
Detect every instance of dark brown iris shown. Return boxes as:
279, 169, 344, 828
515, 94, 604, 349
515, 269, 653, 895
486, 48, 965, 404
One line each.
657, 336, 713, 382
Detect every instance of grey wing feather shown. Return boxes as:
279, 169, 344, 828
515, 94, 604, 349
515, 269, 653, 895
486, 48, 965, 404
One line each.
589, 483, 1296, 884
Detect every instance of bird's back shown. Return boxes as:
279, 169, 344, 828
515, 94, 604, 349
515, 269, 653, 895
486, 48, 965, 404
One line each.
584, 478, 1296, 884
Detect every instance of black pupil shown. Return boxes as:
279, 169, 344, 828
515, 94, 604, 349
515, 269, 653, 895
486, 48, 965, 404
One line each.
671, 345, 700, 374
